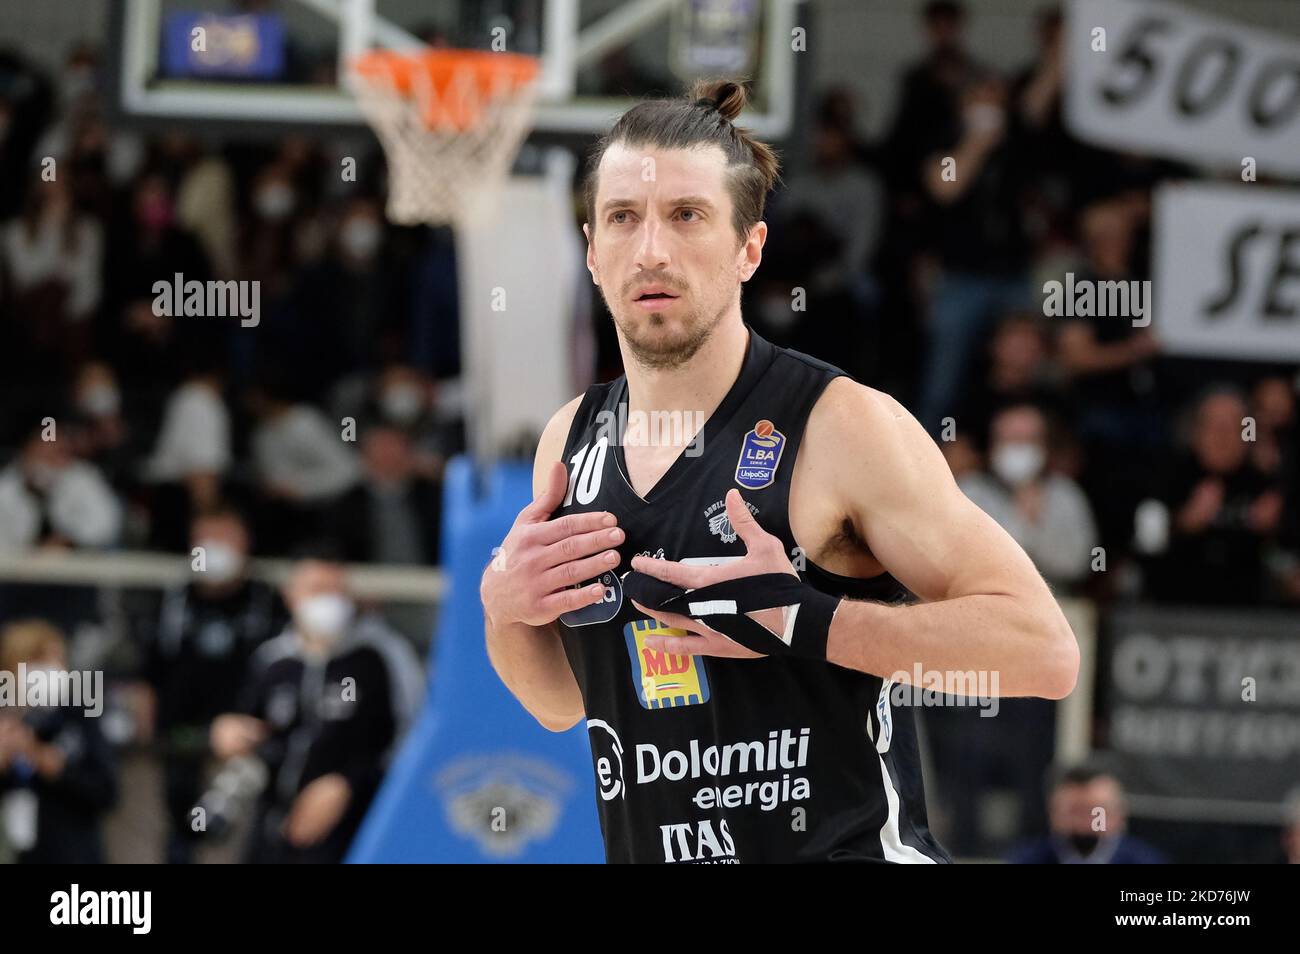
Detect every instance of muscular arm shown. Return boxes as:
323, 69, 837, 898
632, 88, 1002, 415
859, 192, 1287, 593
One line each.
482, 396, 609, 732
813, 379, 1079, 699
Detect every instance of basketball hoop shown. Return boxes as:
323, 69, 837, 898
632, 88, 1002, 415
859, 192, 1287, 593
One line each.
349, 49, 541, 227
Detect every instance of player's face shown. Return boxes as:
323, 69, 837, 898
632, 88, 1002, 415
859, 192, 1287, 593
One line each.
585, 143, 761, 369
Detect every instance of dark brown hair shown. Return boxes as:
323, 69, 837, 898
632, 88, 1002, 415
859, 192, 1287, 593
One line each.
582, 79, 782, 245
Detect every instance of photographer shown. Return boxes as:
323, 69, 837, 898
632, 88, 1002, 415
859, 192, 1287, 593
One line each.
139, 505, 284, 863
210, 560, 422, 863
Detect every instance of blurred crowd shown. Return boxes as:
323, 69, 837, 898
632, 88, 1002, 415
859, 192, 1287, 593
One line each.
0, 0, 1298, 864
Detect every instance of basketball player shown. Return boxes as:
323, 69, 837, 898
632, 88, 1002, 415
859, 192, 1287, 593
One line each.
481, 80, 1079, 863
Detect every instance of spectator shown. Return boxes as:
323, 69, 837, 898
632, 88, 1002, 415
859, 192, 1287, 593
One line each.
960, 313, 1066, 446
0, 619, 118, 863
1, 174, 103, 375
248, 385, 360, 554
960, 403, 1097, 589
1249, 375, 1296, 480
1280, 787, 1300, 864
0, 420, 122, 552
333, 426, 441, 566
67, 360, 132, 491
1147, 388, 1283, 606
916, 73, 1034, 432
1007, 761, 1165, 864
139, 505, 284, 863
141, 365, 232, 551
210, 560, 422, 863
1058, 196, 1164, 557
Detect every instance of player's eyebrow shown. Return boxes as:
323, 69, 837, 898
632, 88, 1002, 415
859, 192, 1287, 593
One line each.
664, 196, 716, 210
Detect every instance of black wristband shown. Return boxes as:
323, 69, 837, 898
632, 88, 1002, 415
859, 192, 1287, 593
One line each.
623, 570, 840, 660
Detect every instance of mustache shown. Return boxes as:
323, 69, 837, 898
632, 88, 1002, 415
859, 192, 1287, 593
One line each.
624, 275, 686, 295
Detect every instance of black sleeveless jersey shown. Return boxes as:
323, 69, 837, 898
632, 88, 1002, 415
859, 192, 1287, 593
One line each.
554, 328, 951, 864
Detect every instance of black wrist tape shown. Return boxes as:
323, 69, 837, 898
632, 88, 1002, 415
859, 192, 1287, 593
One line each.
623, 571, 840, 660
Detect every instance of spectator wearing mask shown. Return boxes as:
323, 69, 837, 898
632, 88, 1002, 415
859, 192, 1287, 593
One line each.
917, 73, 1035, 433
276, 197, 403, 403
101, 172, 218, 421
0, 619, 118, 863
210, 560, 422, 863
138, 506, 284, 864
1007, 761, 1165, 864
960, 403, 1097, 589
0, 420, 122, 553
1145, 389, 1283, 606
67, 360, 132, 492
248, 383, 361, 554
334, 426, 441, 566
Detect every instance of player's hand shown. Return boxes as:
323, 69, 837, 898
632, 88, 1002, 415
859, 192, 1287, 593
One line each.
629, 489, 795, 659
481, 460, 624, 628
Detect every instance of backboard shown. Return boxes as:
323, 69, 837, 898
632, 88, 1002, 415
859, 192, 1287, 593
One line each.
114, 0, 800, 138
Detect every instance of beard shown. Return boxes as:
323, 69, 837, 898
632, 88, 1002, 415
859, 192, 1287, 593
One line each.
606, 283, 729, 371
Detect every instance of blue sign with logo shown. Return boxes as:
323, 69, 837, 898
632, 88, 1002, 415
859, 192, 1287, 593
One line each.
734, 419, 786, 490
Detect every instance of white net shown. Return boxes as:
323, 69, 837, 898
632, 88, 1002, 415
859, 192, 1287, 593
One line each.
350, 52, 541, 228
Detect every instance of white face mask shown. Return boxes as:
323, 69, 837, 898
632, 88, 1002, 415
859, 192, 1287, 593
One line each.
255, 183, 295, 221
381, 384, 424, 424
991, 442, 1045, 486
80, 384, 120, 418
294, 593, 354, 643
341, 217, 382, 260
195, 539, 245, 585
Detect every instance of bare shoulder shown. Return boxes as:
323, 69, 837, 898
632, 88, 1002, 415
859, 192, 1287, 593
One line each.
532, 394, 586, 496
803, 377, 957, 507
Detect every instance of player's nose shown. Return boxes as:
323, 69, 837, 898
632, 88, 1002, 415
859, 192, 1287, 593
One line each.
632, 217, 670, 272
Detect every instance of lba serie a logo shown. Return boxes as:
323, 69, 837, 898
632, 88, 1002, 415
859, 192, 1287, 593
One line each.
624, 619, 710, 709
735, 419, 785, 490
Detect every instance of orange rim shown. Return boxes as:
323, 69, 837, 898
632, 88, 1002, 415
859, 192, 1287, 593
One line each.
351, 49, 540, 130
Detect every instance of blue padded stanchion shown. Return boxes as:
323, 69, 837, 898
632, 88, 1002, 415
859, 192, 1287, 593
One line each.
347, 455, 604, 862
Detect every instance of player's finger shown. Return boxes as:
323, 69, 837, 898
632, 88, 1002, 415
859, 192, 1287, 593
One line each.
540, 525, 624, 566
630, 601, 700, 633
725, 489, 769, 550
533, 510, 619, 546
540, 549, 621, 591
519, 461, 570, 523
628, 554, 719, 588
541, 582, 610, 616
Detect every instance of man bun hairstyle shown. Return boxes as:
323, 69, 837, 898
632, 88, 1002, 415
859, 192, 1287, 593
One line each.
583, 78, 782, 245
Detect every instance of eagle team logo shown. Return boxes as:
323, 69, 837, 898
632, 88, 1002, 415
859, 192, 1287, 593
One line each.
624, 619, 710, 709
735, 419, 785, 490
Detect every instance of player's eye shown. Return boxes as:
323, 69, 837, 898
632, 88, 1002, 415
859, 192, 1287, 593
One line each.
610, 210, 633, 224
677, 208, 701, 222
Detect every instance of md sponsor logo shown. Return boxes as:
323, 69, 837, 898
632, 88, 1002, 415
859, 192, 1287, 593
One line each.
624, 619, 710, 709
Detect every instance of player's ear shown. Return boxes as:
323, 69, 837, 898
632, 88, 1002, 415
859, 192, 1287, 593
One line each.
583, 223, 600, 286
738, 220, 766, 282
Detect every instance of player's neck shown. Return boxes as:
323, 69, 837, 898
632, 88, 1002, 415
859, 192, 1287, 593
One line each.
622, 316, 749, 419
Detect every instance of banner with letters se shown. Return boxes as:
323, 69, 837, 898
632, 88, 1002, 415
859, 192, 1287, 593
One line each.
1099, 606, 1300, 823
1066, 0, 1300, 178
1152, 182, 1300, 362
